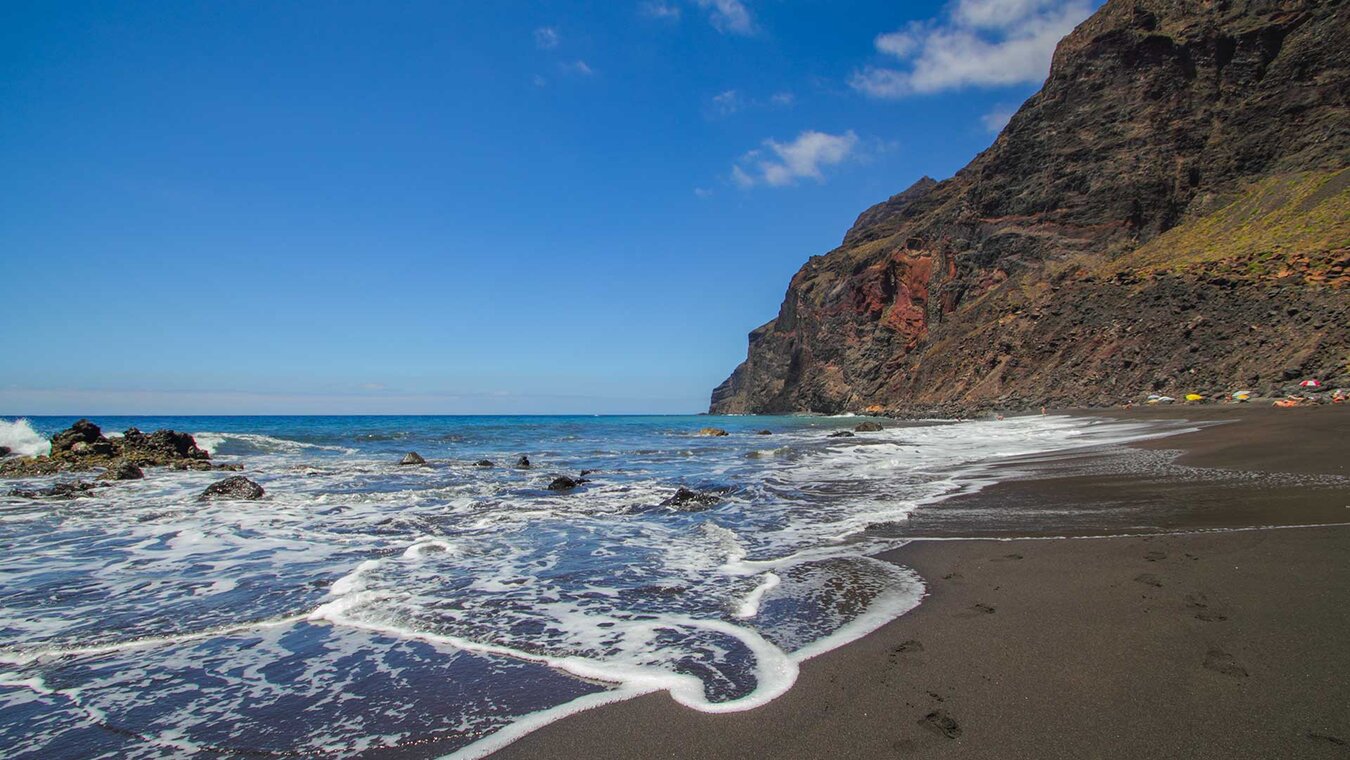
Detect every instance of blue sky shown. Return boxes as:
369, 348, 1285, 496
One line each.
1, 0, 1099, 414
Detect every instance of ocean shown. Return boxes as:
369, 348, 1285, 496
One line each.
0, 413, 1188, 758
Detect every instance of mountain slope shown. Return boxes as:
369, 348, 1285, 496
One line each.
711, 0, 1349, 415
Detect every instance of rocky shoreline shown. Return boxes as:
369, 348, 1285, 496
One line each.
0, 419, 243, 478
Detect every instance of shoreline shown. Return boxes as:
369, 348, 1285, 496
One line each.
482, 405, 1350, 759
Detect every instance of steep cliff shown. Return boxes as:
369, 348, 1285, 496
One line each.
711, 0, 1349, 415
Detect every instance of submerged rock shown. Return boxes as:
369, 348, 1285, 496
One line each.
755, 430, 773, 435
661, 487, 722, 511
697, 428, 729, 437
854, 421, 884, 432
0, 446, 10, 457
198, 476, 265, 501
99, 461, 144, 481
399, 452, 427, 466
9, 480, 101, 499
516, 456, 531, 468
475, 459, 495, 467
828, 430, 856, 438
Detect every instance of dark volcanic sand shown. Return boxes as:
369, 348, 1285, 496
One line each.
488, 406, 1350, 759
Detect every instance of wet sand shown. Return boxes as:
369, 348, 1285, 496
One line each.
490, 405, 1350, 759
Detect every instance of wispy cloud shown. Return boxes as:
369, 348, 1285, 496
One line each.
566, 60, 594, 76
534, 26, 560, 50
851, 0, 1095, 97
732, 130, 861, 188
695, 0, 755, 35
640, 1, 682, 21
710, 89, 742, 116
980, 104, 1017, 132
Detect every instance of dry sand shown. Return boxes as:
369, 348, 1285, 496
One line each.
489, 405, 1350, 759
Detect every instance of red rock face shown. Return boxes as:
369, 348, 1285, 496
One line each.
710, 0, 1350, 415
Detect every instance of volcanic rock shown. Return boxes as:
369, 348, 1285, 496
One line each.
661, 487, 722, 510
1, 420, 219, 477
475, 460, 495, 467
697, 428, 729, 437
711, 0, 1350, 416
854, 421, 884, 432
99, 461, 144, 481
9, 480, 101, 499
828, 431, 856, 438
399, 452, 427, 466
198, 476, 265, 501
547, 476, 583, 491
516, 455, 531, 468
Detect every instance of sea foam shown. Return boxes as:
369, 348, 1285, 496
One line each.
0, 418, 49, 457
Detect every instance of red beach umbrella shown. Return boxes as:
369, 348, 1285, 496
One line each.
1299, 379, 1322, 388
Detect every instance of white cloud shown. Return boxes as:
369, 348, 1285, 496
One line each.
695, 0, 754, 35
534, 26, 560, 50
980, 104, 1017, 132
693, 187, 714, 198
641, 1, 682, 20
567, 60, 594, 76
532, 74, 548, 87
733, 130, 861, 188
769, 91, 795, 106
851, 0, 1095, 97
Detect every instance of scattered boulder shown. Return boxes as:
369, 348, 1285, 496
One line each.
854, 421, 884, 432
547, 476, 582, 491
580, 469, 596, 477
828, 430, 856, 438
697, 428, 729, 437
0, 446, 9, 457
9, 480, 101, 499
755, 430, 773, 435
516, 456, 531, 468
661, 487, 722, 510
475, 459, 495, 467
99, 461, 144, 481
198, 476, 265, 501
399, 452, 427, 466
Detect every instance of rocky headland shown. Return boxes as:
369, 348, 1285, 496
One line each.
712, 0, 1349, 416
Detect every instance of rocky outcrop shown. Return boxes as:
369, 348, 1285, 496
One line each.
697, 428, 729, 437
198, 476, 265, 501
712, 0, 1349, 415
854, 421, 884, 432
399, 452, 427, 466
1, 420, 229, 477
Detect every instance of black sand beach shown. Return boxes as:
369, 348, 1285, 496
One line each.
490, 406, 1350, 759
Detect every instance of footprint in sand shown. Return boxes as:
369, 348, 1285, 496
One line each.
1186, 593, 1228, 621
973, 603, 996, 614
919, 710, 963, 739
893, 639, 925, 654
1307, 732, 1347, 746
1134, 573, 1163, 588
1144, 551, 1167, 562
991, 553, 1023, 561
1203, 648, 1248, 678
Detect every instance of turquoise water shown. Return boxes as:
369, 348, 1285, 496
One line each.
0, 413, 1178, 758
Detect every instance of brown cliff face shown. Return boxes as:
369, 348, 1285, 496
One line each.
711, 0, 1350, 415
